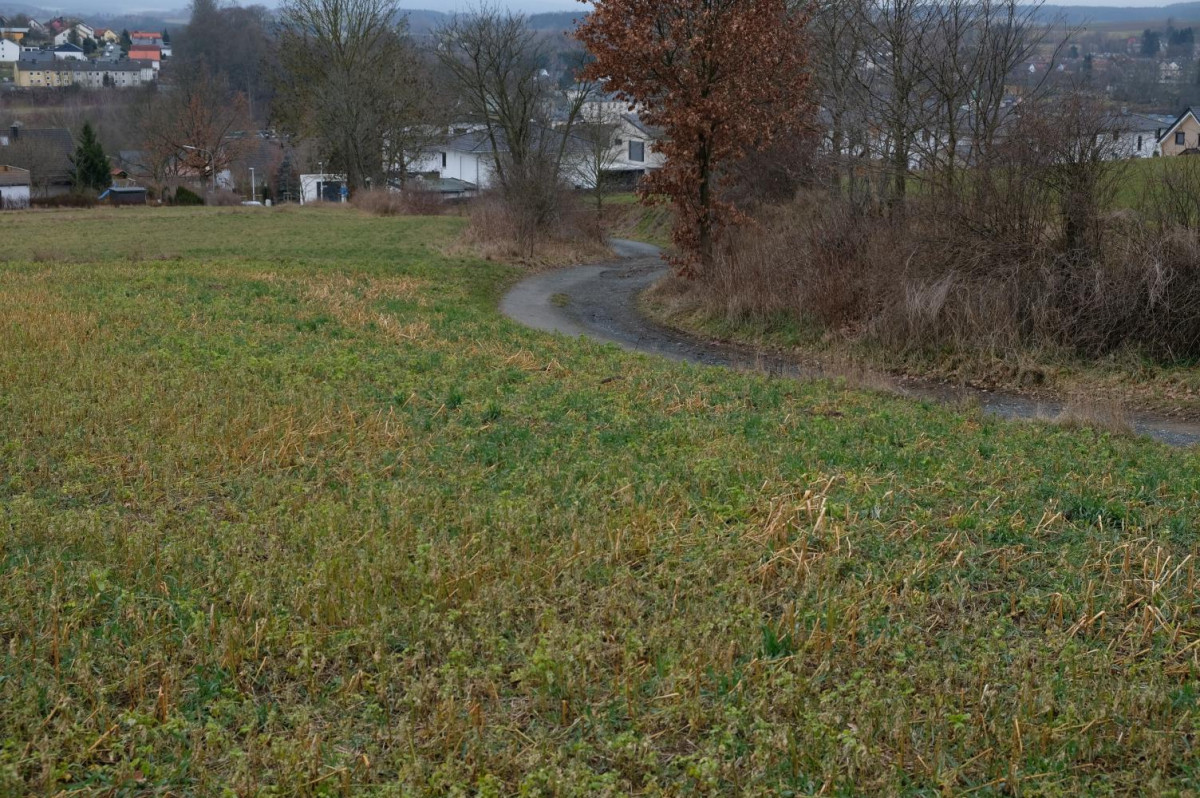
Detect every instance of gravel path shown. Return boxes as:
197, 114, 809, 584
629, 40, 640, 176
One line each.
502, 241, 1200, 447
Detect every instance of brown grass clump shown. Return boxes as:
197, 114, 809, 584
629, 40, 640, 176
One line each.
1053, 394, 1134, 436
351, 187, 447, 217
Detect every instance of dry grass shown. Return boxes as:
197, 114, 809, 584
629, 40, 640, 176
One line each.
351, 187, 447, 217
1053, 394, 1134, 436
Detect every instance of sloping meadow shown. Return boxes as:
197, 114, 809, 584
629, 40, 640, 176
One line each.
2, 207, 1200, 793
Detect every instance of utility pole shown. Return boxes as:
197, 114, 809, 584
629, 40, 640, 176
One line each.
250, 167, 256, 202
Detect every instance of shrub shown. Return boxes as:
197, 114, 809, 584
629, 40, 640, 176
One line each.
174, 187, 204, 206
666, 191, 1200, 365
464, 189, 607, 265
31, 193, 96, 209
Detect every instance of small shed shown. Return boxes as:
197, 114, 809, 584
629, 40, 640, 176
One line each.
0, 163, 30, 209
99, 186, 148, 205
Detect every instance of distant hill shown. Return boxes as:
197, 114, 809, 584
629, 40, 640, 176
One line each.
399, 8, 447, 34
398, 8, 584, 35
527, 11, 586, 31
1040, 2, 1200, 26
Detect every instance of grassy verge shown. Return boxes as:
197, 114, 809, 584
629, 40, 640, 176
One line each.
646, 271, 1200, 420
3, 206, 1200, 793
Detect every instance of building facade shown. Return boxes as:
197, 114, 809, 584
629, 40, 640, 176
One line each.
15, 59, 157, 88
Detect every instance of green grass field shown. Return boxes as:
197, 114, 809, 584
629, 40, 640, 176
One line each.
3, 207, 1200, 793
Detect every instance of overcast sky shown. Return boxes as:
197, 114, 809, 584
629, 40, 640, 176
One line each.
13, 0, 1200, 20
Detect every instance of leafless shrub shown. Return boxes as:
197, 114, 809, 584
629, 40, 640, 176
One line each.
464, 189, 606, 265
682, 183, 1200, 364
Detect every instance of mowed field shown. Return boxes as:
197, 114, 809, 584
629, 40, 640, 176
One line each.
3, 207, 1200, 793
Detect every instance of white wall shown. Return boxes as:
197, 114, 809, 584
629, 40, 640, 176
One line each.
0, 39, 18, 63
0, 184, 31, 209
411, 149, 496, 189
1113, 128, 1161, 159
299, 173, 349, 204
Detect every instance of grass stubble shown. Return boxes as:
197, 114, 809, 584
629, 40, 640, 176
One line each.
1, 207, 1200, 793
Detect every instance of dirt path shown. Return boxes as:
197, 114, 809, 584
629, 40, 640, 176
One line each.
502, 241, 1200, 447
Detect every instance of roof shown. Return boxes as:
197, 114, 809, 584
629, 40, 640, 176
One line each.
621, 114, 663, 140
130, 31, 161, 38
1157, 107, 1200, 144
18, 59, 153, 72
442, 124, 586, 157
426, 176, 477, 193
0, 126, 73, 184
0, 164, 30, 186
53, 43, 83, 52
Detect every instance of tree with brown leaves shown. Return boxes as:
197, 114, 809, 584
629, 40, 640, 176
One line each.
577, 0, 812, 277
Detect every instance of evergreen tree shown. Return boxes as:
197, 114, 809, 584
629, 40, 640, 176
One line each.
70, 122, 111, 193
120, 28, 132, 53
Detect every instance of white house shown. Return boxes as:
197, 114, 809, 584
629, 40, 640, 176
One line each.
410, 129, 500, 189
411, 120, 665, 192
0, 38, 18, 62
52, 43, 86, 61
299, 173, 348, 204
1108, 112, 1176, 158
0, 164, 31, 209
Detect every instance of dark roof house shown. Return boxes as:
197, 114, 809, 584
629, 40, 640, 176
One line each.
0, 123, 74, 190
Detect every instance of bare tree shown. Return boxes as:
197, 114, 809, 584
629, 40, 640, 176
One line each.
570, 107, 622, 231
277, 0, 432, 192
138, 71, 253, 195
437, 6, 594, 252
1025, 92, 1127, 259
856, 0, 938, 206
807, 0, 873, 202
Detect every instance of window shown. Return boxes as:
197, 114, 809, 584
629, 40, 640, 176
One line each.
1138, 135, 1144, 150
441, 152, 447, 169
629, 140, 645, 162
1177, 131, 1186, 146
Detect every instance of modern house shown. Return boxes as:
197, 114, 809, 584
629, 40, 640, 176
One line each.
411, 128, 501, 190
1108, 111, 1176, 159
602, 114, 666, 188
0, 164, 31, 208
408, 121, 661, 193
1158, 108, 1200, 155
52, 43, 86, 61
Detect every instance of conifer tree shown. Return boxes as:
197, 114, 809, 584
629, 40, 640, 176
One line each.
70, 122, 111, 193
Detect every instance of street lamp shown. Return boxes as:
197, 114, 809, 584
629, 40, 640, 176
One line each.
249, 166, 256, 202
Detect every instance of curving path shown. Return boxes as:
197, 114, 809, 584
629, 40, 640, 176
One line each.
502, 240, 1200, 447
